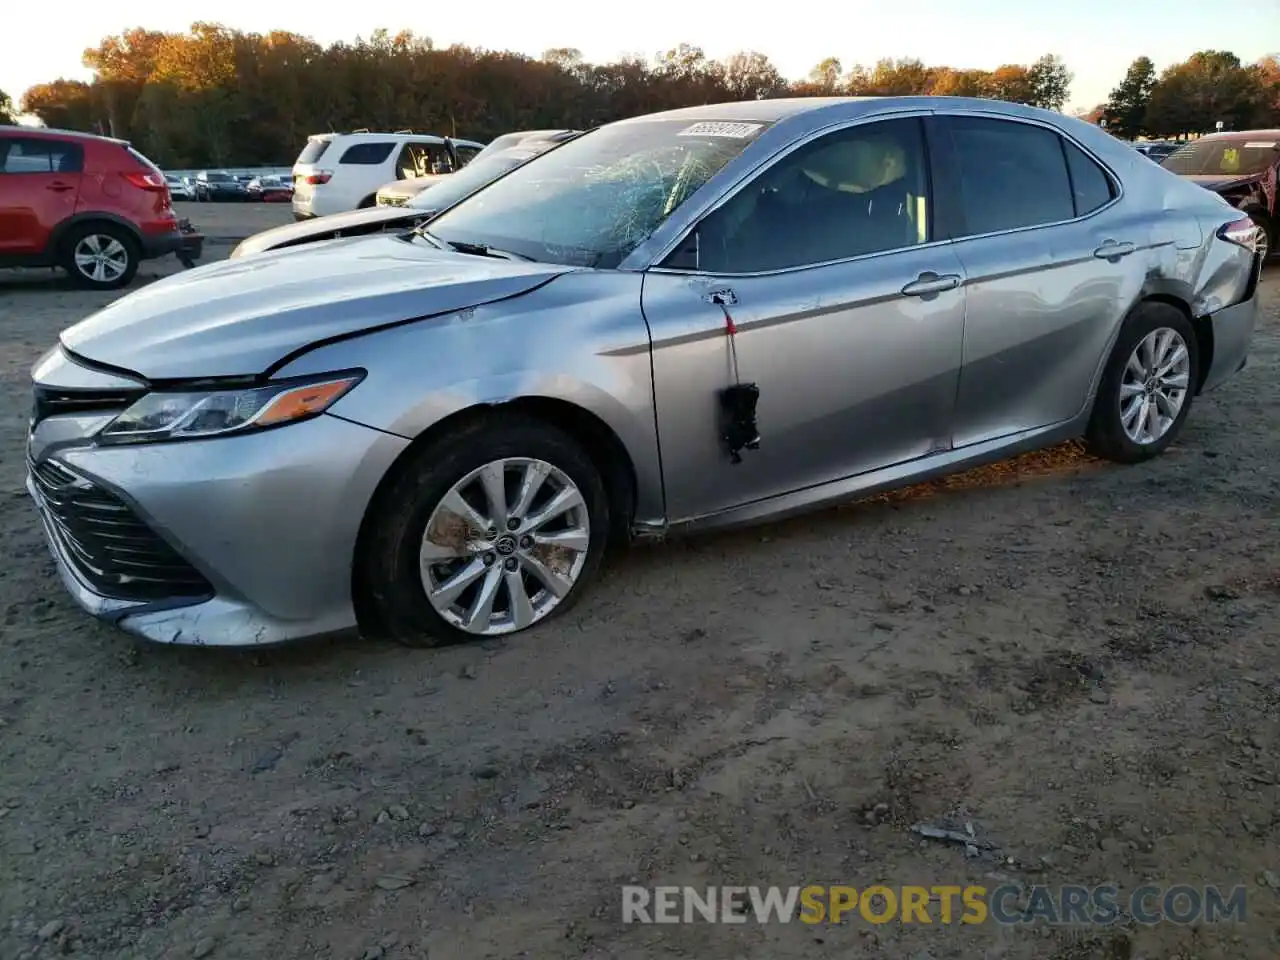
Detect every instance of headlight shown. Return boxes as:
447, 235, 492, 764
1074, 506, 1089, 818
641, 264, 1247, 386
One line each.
97, 372, 363, 445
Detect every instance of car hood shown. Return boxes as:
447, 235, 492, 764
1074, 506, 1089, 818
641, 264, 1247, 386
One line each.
1185, 173, 1262, 192
60, 234, 575, 380
231, 206, 421, 257
378, 174, 446, 200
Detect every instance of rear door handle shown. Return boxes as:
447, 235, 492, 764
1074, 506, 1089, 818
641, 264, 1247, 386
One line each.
1093, 240, 1136, 259
46, 182, 74, 192
901, 272, 961, 297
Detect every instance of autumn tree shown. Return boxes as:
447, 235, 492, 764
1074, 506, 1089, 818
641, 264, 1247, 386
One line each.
721, 51, 786, 100
0, 90, 15, 125
1102, 56, 1157, 138
20, 80, 99, 132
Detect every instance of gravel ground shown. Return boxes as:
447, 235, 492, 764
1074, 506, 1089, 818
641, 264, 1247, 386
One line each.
1, 202, 1278, 960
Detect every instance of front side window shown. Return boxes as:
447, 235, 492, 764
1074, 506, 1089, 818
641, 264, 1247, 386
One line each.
948, 116, 1074, 236
0, 138, 83, 174
425, 118, 770, 268
340, 142, 395, 165
692, 117, 931, 274
1161, 138, 1279, 177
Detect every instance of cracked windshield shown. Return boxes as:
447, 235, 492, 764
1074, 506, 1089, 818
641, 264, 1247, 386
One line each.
423, 119, 770, 268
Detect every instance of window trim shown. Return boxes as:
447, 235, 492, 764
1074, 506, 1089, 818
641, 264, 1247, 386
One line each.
648, 110, 948, 278
932, 111, 1123, 243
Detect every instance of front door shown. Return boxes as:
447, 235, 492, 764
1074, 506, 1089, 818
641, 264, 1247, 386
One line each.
641, 115, 969, 524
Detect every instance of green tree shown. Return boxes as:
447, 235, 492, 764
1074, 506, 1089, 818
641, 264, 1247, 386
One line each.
1102, 56, 1157, 138
1146, 50, 1261, 136
1027, 54, 1072, 111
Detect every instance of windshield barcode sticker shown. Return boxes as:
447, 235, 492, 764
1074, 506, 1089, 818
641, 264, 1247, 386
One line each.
679, 122, 763, 139
1242, 141, 1276, 148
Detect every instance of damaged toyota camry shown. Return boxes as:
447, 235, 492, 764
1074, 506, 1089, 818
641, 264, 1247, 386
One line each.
28, 97, 1261, 648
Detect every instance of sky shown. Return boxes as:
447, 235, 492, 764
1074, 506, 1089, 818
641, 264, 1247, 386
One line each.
3, 0, 1278, 116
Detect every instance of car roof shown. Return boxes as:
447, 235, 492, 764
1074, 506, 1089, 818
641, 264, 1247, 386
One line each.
614, 95, 1069, 128
0, 124, 128, 145
1193, 129, 1280, 141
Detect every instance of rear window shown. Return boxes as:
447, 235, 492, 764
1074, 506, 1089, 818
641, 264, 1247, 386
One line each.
297, 138, 332, 164
0, 137, 84, 174
1162, 138, 1280, 177
339, 142, 395, 165
204, 172, 231, 181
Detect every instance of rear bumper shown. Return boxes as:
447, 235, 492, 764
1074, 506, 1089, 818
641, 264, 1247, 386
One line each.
1201, 285, 1258, 393
138, 228, 185, 261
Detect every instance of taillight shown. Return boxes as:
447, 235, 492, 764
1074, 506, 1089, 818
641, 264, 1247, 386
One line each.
123, 171, 167, 191
1217, 216, 1260, 251
305, 172, 332, 185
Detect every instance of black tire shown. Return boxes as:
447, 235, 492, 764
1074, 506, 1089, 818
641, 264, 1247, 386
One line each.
60, 222, 139, 290
357, 194, 377, 209
360, 416, 610, 648
1248, 209, 1273, 262
1085, 301, 1199, 464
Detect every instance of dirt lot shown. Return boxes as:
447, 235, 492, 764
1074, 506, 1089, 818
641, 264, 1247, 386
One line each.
1, 202, 1278, 960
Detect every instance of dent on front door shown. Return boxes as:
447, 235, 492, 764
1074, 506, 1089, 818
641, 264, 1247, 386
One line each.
642, 248, 967, 524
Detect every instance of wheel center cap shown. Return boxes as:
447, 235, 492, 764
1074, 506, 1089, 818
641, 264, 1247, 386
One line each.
495, 535, 517, 556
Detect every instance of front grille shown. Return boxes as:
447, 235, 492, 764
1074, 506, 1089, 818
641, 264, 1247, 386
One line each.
29, 458, 213, 603
377, 194, 407, 207
31, 385, 144, 430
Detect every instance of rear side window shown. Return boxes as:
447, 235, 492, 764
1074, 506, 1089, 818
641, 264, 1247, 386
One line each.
0, 137, 84, 174
339, 142, 395, 165
1062, 140, 1115, 216
947, 116, 1074, 236
297, 139, 332, 164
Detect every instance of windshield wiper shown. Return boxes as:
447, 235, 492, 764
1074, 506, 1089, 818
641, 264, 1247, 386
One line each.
410, 226, 534, 261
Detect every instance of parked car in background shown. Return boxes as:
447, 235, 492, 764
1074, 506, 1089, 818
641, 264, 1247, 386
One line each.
1162, 130, 1279, 261
232, 132, 579, 257
165, 174, 194, 200
0, 125, 187, 288
193, 170, 249, 202
1133, 141, 1180, 162
246, 175, 293, 202
290, 130, 485, 218
375, 130, 580, 207
31, 97, 1260, 650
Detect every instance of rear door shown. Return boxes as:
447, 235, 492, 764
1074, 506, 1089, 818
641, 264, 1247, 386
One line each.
933, 112, 1147, 447
0, 136, 83, 256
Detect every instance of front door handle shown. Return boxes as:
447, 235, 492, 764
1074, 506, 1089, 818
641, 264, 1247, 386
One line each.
46, 182, 74, 192
1093, 240, 1137, 259
901, 272, 961, 297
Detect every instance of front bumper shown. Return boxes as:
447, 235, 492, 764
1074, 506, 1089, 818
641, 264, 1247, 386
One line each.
1201, 282, 1259, 393
27, 413, 409, 646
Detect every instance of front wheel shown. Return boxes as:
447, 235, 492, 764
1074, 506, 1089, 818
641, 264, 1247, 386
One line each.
360, 417, 610, 647
60, 223, 139, 290
1086, 302, 1198, 464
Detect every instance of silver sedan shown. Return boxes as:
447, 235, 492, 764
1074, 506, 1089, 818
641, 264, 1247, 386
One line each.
28, 96, 1261, 647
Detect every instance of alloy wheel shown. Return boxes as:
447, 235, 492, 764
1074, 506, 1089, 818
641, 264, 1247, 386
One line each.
1119, 327, 1191, 445
419, 457, 591, 635
73, 234, 130, 285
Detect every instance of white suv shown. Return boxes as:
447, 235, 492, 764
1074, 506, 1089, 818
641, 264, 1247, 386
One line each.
291, 131, 485, 219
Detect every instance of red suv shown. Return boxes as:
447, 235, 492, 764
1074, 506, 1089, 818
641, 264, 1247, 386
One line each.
0, 126, 183, 289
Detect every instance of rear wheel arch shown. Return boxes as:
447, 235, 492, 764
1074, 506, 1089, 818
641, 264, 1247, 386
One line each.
1134, 292, 1212, 394
49, 212, 143, 258
350, 397, 639, 635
